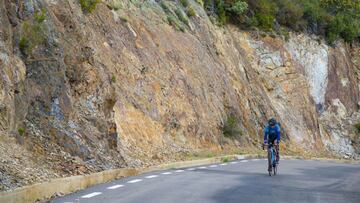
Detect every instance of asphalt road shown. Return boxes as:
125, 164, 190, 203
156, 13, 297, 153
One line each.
53, 158, 360, 203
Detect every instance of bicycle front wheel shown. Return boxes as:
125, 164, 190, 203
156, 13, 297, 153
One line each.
273, 164, 277, 176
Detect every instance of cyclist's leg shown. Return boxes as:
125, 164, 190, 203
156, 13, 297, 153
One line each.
267, 145, 271, 172
276, 144, 280, 163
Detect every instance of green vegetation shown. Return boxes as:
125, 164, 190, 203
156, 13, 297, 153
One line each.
206, 151, 216, 158
34, 9, 47, 23
111, 75, 116, 83
187, 5, 197, 17
202, 0, 360, 44
227, 0, 248, 16
18, 128, 25, 136
80, 0, 100, 13
160, 1, 171, 14
222, 116, 242, 138
19, 37, 30, 54
180, 0, 190, 7
196, 0, 204, 6
221, 156, 230, 162
120, 16, 129, 22
19, 10, 48, 56
167, 15, 185, 32
175, 8, 189, 25
355, 123, 360, 133
106, 0, 123, 11
160, 1, 189, 32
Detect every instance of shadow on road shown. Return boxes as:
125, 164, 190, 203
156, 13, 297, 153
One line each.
206, 163, 360, 203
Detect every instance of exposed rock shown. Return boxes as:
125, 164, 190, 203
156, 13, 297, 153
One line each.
0, 0, 359, 191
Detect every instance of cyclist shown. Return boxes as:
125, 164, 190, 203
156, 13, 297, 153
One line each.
263, 118, 281, 172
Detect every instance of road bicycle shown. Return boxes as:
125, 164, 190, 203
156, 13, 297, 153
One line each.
263, 143, 278, 176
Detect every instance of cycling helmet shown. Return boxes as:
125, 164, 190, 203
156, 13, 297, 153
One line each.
268, 118, 276, 126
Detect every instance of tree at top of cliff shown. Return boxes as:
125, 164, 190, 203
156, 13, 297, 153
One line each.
203, 0, 360, 44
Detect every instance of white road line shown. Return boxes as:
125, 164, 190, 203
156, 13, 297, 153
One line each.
81, 192, 102, 198
127, 179, 143, 183
107, 184, 124, 190
240, 160, 248, 163
209, 165, 218, 168
187, 168, 196, 171
162, 172, 172, 175
230, 162, 237, 164
252, 159, 259, 161
197, 166, 207, 169
220, 163, 228, 166
175, 170, 184, 173
145, 175, 158, 179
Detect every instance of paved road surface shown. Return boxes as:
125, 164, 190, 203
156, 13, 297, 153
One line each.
53, 158, 360, 203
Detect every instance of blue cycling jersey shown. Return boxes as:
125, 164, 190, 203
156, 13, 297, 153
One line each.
264, 124, 281, 144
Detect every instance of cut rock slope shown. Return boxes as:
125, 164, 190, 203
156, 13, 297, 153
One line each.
0, 0, 359, 191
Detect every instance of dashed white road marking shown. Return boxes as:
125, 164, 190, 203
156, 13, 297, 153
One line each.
197, 166, 207, 169
107, 184, 124, 190
175, 170, 184, 173
81, 192, 102, 198
230, 162, 237, 164
162, 172, 172, 175
187, 168, 196, 171
240, 160, 248, 163
209, 165, 218, 168
127, 179, 143, 183
145, 175, 158, 179
220, 163, 228, 166
252, 159, 260, 161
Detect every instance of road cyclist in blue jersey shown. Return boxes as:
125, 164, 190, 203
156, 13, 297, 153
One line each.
263, 118, 281, 173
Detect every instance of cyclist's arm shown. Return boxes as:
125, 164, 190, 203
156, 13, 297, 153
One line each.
276, 126, 281, 144
264, 127, 268, 144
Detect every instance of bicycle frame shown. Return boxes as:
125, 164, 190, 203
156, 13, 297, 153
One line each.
270, 145, 276, 166
267, 143, 278, 176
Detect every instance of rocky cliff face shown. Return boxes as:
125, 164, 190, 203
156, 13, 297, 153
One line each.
0, 0, 359, 191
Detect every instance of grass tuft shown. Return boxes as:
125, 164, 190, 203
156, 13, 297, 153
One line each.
80, 0, 100, 13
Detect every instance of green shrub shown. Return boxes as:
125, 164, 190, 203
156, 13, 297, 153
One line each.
167, 15, 177, 25
187, 6, 197, 17
180, 0, 190, 7
175, 8, 189, 25
160, 1, 171, 14
252, 0, 278, 30
19, 18, 46, 55
279, 27, 290, 41
256, 13, 275, 30
107, 1, 122, 11
226, 0, 248, 15
221, 156, 230, 163
111, 75, 116, 83
80, 0, 100, 13
201, 0, 360, 43
222, 116, 242, 138
276, 0, 304, 30
207, 151, 216, 158
196, 0, 204, 6
120, 16, 129, 22
167, 15, 185, 32
19, 37, 30, 54
216, 0, 227, 25
355, 123, 360, 133
18, 128, 25, 136
34, 9, 47, 23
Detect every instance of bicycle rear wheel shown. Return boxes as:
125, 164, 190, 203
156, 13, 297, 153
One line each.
273, 164, 277, 176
